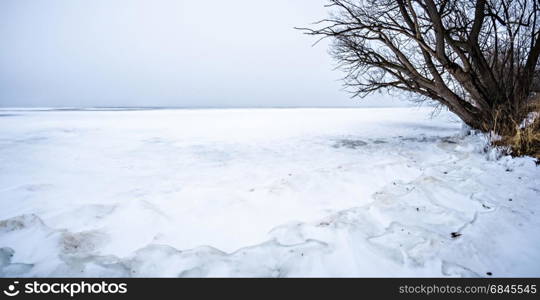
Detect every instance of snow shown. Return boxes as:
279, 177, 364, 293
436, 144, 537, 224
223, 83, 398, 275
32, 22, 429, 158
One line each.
0, 107, 539, 277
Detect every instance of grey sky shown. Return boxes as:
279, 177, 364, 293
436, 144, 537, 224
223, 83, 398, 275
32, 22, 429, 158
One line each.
0, 0, 405, 108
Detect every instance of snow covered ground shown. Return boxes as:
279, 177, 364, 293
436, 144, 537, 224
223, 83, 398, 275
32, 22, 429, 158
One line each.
0, 107, 539, 277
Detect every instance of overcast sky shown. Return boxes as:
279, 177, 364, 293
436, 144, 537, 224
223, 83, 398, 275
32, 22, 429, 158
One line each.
0, 0, 404, 108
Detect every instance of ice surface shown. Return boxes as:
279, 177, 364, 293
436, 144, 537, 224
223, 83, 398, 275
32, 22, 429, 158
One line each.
0, 107, 539, 277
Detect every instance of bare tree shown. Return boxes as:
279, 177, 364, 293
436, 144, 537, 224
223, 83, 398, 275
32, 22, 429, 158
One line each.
299, 0, 540, 134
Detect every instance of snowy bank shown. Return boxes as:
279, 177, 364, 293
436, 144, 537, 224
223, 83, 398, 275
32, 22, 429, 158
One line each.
0, 108, 539, 277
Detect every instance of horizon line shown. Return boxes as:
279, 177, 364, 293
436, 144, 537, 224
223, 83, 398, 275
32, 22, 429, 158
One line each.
0, 105, 426, 111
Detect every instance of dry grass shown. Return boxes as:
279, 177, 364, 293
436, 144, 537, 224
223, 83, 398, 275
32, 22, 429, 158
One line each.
497, 118, 540, 159
493, 97, 540, 161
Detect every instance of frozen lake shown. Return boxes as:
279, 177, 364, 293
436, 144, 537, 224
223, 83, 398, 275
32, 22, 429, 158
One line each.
0, 107, 539, 277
